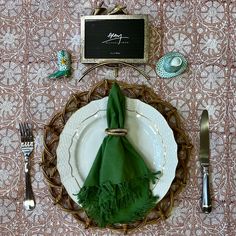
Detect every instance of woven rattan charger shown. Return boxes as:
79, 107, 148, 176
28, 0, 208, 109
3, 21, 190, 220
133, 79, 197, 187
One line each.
41, 62, 192, 234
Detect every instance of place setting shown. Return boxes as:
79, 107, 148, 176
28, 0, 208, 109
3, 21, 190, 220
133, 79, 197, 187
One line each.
14, 1, 218, 234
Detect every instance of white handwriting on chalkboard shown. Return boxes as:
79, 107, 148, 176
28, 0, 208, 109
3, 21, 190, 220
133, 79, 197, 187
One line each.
102, 33, 129, 45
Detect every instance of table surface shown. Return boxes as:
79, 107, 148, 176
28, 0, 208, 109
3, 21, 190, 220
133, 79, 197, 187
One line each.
0, 0, 235, 235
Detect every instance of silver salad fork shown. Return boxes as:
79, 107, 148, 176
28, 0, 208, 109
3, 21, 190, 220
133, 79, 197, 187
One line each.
19, 122, 36, 211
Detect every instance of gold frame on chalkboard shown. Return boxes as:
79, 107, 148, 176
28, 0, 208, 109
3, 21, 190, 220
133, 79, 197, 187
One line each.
80, 15, 149, 64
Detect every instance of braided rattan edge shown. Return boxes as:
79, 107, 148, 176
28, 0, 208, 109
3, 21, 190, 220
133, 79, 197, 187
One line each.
41, 80, 193, 234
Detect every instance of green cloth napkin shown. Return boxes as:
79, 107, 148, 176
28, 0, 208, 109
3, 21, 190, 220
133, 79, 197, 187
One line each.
76, 83, 158, 227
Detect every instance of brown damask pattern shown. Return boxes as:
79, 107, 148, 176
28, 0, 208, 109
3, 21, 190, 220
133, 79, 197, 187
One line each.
0, 0, 235, 235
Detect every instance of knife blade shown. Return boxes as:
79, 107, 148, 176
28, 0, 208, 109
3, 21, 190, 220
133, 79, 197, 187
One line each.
200, 109, 211, 213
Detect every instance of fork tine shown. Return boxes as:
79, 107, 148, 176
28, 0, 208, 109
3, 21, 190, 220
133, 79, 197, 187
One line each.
19, 123, 23, 136
19, 123, 25, 142
23, 123, 28, 142
28, 124, 34, 141
24, 123, 28, 141
19, 122, 34, 142
24, 123, 29, 142
26, 123, 33, 141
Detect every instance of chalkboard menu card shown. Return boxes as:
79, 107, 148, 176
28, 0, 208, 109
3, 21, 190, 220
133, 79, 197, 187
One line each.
81, 15, 148, 63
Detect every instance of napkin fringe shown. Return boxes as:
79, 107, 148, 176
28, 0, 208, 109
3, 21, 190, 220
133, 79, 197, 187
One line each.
76, 172, 158, 227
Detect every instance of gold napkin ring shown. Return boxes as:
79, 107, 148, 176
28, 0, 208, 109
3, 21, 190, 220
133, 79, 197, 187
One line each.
105, 128, 128, 136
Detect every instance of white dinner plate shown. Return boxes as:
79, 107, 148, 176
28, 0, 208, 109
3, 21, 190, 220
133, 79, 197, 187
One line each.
57, 97, 178, 205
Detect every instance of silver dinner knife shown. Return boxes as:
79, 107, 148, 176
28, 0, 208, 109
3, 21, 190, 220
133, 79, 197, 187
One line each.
200, 110, 212, 213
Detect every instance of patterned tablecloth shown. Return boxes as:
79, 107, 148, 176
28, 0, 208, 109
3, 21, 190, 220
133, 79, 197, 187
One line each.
0, 0, 235, 235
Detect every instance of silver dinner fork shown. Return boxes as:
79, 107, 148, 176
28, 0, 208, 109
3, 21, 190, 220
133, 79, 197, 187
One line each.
19, 122, 36, 211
